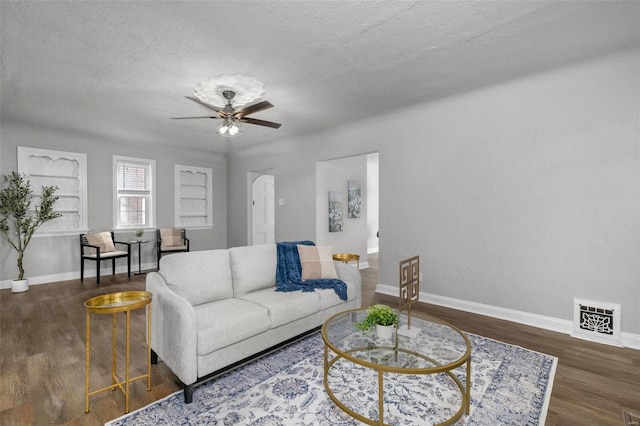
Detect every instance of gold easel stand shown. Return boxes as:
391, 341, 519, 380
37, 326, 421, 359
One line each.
84, 291, 152, 414
398, 255, 421, 338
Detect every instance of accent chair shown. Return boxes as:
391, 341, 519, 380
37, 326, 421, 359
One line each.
80, 231, 131, 284
156, 228, 190, 270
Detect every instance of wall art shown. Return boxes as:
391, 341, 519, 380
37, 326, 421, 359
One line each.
328, 191, 343, 232
347, 179, 361, 218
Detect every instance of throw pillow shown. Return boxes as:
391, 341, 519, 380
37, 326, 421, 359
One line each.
161, 228, 183, 248
297, 245, 338, 280
85, 232, 116, 254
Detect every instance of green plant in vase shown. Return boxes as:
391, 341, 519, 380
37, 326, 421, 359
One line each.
355, 304, 398, 331
135, 229, 144, 241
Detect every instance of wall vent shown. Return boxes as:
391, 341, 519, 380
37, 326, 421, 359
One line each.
572, 298, 622, 347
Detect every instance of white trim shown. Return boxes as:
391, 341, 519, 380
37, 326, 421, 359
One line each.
367, 246, 379, 254
359, 260, 370, 270
17, 146, 88, 236
0, 261, 156, 290
375, 283, 640, 350
3, 270, 637, 351
174, 164, 213, 228
113, 155, 156, 229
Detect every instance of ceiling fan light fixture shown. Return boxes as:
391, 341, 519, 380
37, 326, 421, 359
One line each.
174, 74, 281, 135
228, 123, 241, 136
217, 118, 242, 137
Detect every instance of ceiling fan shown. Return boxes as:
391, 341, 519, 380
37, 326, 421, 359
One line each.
171, 90, 281, 136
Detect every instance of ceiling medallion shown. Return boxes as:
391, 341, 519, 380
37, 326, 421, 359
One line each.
193, 74, 266, 108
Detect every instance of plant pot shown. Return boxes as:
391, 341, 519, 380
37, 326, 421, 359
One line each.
375, 324, 394, 340
12, 278, 29, 293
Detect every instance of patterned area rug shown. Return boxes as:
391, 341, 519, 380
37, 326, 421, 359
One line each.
107, 332, 556, 425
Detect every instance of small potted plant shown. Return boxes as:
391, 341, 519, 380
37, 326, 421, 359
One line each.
355, 304, 398, 340
0, 172, 61, 293
135, 229, 144, 241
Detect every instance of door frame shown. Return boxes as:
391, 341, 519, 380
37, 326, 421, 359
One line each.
248, 171, 275, 245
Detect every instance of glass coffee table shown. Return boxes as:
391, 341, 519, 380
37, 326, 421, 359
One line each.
321, 308, 471, 426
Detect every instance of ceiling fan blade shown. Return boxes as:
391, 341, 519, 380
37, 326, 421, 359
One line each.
239, 117, 282, 129
234, 100, 273, 118
185, 96, 226, 115
170, 116, 220, 119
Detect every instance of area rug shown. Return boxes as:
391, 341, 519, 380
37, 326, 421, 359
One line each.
107, 332, 557, 425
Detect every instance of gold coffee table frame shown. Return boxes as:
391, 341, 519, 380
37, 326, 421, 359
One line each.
321, 309, 471, 426
84, 291, 152, 414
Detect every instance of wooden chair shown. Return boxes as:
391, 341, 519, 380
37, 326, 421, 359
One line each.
80, 231, 131, 284
156, 228, 190, 270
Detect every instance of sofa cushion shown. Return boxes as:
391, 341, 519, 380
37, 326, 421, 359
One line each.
160, 250, 233, 306
229, 244, 277, 296
194, 298, 270, 355
297, 244, 338, 280
85, 232, 116, 254
238, 288, 321, 328
316, 278, 358, 309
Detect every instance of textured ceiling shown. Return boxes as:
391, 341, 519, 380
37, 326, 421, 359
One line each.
2, 1, 639, 154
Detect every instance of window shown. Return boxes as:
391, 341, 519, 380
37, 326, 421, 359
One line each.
113, 156, 155, 229
174, 164, 213, 228
17, 146, 88, 236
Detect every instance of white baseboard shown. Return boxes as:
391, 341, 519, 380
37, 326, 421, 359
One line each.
359, 261, 370, 270
367, 247, 379, 254
0, 261, 156, 290
375, 283, 640, 350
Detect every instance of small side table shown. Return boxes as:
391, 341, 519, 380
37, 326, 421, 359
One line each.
84, 291, 152, 414
332, 253, 360, 269
129, 240, 149, 275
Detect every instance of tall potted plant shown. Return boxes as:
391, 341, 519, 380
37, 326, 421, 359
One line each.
0, 172, 61, 293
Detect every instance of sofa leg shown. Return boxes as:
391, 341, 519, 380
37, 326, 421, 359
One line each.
151, 349, 158, 364
184, 384, 194, 403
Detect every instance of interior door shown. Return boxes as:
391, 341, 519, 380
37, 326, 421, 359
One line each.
252, 174, 275, 245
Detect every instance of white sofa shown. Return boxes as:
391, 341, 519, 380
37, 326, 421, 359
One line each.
146, 243, 361, 402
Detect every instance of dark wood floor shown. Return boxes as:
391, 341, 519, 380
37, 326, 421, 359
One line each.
1, 257, 638, 425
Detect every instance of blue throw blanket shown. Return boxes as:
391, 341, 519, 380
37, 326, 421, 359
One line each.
275, 241, 348, 300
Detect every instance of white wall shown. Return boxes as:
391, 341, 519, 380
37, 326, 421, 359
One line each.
227, 49, 640, 336
315, 155, 368, 264
0, 122, 227, 285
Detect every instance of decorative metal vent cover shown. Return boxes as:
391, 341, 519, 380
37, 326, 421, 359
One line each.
572, 298, 622, 347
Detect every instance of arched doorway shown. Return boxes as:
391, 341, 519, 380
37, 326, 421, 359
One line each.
251, 174, 275, 245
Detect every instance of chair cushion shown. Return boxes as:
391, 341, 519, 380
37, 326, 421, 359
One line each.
83, 250, 128, 259
85, 232, 116, 254
161, 245, 188, 252
160, 228, 183, 249
297, 245, 338, 280
194, 298, 270, 355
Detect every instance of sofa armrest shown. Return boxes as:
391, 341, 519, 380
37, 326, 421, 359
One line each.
146, 272, 198, 386
334, 261, 362, 308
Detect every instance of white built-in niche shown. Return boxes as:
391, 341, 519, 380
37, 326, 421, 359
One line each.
17, 146, 88, 235
174, 165, 213, 228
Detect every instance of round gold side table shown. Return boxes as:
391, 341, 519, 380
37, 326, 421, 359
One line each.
332, 253, 360, 269
84, 291, 152, 414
